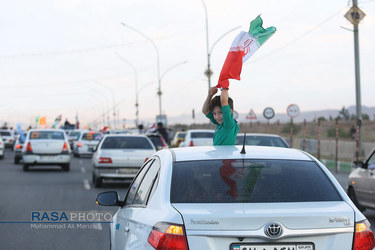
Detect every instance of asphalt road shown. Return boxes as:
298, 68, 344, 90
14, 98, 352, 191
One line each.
0, 149, 129, 250
1, 148, 375, 250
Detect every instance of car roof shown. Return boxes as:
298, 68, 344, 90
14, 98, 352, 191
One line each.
169, 146, 312, 162
186, 129, 215, 133
237, 133, 283, 138
103, 134, 149, 138
28, 129, 66, 132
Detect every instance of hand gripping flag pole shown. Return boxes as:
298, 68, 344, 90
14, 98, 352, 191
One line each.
216, 16, 276, 89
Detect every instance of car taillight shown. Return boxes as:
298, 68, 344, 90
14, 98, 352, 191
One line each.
26, 142, 33, 153
189, 140, 194, 147
99, 157, 112, 164
77, 142, 82, 147
353, 220, 375, 250
16, 144, 23, 149
62, 142, 69, 152
147, 222, 188, 250
144, 158, 149, 163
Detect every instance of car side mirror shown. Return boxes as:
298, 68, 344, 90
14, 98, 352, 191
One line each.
96, 191, 121, 206
352, 161, 365, 169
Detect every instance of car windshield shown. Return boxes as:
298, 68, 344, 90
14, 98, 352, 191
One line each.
171, 159, 341, 203
178, 133, 186, 139
69, 132, 81, 138
29, 131, 65, 140
82, 133, 102, 141
191, 132, 214, 138
235, 135, 289, 148
101, 136, 154, 149
147, 135, 164, 148
0, 131, 11, 136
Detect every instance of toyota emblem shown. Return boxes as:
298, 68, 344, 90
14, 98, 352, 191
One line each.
264, 222, 283, 239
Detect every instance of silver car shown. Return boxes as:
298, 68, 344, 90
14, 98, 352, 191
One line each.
22, 129, 71, 171
179, 129, 214, 147
235, 133, 290, 148
348, 147, 375, 211
92, 134, 156, 187
97, 145, 375, 250
0, 129, 15, 149
0, 135, 4, 159
73, 131, 103, 157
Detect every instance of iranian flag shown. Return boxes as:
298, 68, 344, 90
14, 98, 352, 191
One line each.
217, 16, 276, 89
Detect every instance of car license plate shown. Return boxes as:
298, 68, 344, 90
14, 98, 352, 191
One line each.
40, 156, 56, 160
119, 168, 139, 174
231, 243, 314, 250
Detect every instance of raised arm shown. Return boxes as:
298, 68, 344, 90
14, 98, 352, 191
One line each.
202, 87, 218, 115
220, 88, 229, 107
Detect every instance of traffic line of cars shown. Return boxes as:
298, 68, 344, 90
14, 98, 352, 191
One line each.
3, 126, 375, 249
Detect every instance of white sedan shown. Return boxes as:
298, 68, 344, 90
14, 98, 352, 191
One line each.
73, 131, 103, 157
92, 134, 156, 187
96, 146, 375, 250
22, 129, 71, 171
0, 135, 4, 159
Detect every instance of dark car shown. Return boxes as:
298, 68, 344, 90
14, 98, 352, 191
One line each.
146, 133, 168, 150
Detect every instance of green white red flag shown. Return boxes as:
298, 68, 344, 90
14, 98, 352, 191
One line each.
217, 16, 276, 89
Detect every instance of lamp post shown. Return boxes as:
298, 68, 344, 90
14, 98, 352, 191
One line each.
120, 22, 162, 117
201, 0, 211, 90
114, 53, 139, 126
160, 61, 188, 89
95, 81, 117, 129
344, 0, 366, 157
200, 0, 240, 91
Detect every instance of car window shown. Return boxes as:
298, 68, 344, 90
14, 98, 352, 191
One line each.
171, 159, 342, 203
125, 160, 154, 206
0, 131, 11, 136
147, 136, 163, 149
69, 132, 81, 138
191, 132, 214, 138
29, 131, 65, 140
133, 160, 160, 205
235, 135, 289, 148
101, 136, 154, 149
82, 133, 102, 141
367, 152, 375, 169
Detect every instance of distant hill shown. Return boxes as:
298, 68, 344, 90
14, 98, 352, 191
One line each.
166, 105, 375, 125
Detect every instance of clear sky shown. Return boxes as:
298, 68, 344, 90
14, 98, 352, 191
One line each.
0, 0, 374, 128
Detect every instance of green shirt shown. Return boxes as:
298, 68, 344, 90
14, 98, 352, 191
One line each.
206, 105, 239, 145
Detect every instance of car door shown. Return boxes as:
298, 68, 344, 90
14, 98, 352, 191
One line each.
114, 158, 160, 250
355, 151, 375, 207
366, 152, 375, 206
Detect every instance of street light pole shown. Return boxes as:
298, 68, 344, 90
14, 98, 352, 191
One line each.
120, 22, 162, 117
344, 0, 365, 157
114, 53, 139, 126
353, 0, 362, 156
201, 0, 211, 91
95, 81, 116, 129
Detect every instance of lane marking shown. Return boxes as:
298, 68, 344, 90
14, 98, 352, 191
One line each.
79, 160, 84, 164
83, 179, 91, 190
81, 167, 86, 173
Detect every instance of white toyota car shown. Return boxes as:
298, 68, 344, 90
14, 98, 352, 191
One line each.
22, 129, 71, 171
96, 145, 375, 250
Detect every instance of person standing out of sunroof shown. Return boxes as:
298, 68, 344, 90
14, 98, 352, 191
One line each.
202, 86, 239, 145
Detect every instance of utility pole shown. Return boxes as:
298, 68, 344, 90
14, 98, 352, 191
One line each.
344, 1, 366, 156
